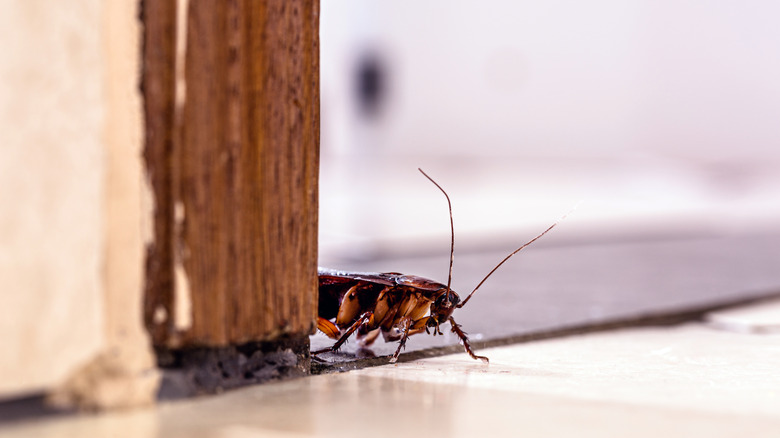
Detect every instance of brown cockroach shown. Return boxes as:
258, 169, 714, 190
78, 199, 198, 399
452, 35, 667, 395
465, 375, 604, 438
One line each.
314, 168, 562, 363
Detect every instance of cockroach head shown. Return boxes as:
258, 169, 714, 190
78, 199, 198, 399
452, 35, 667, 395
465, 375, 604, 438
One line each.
429, 289, 460, 324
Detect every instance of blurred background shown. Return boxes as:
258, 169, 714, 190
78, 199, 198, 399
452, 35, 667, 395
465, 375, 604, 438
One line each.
1, 0, 779, 425
318, 0, 780, 266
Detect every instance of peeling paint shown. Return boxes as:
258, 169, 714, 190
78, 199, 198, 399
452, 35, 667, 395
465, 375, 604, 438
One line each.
173, 258, 193, 331
174, 0, 189, 111
153, 305, 168, 324
174, 199, 186, 225
173, 200, 192, 331
141, 169, 155, 247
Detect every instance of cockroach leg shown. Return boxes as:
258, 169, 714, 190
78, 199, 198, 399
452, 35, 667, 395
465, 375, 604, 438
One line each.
424, 318, 444, 336
449, 317, 489, 363
390, 317, 413, 363
313, 311, 373, 356
316, 317, 341, 340
357, 326, 381, 347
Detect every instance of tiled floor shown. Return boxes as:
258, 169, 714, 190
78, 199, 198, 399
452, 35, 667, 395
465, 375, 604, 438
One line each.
4, 301, 780, 437
312, 231, 780, 365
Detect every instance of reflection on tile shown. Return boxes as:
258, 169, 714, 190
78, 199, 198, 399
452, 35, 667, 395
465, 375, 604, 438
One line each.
5, 322, 780, 437
355, 324, 780, 417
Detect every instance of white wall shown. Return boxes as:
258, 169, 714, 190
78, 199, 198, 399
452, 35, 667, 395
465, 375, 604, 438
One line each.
319, 0, 780, 262
0, 1, 156, 407
0, 0, 105, 398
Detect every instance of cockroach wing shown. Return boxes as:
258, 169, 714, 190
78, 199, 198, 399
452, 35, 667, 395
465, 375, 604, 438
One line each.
318, 274, 356, 287
318, 268, 395, 321
318, 267, 396, 287
318, 267, 447, 292
394, 275, 448, 292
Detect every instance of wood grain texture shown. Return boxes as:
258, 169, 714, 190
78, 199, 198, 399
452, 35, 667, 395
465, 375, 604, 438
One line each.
143, 0, 319, 347
141, 0, 178, 345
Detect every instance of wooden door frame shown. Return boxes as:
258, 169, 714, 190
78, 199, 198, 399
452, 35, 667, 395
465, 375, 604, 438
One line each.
141, 0, 320, 395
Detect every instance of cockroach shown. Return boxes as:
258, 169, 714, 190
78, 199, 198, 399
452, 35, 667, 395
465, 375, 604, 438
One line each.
314, 168, 563, 363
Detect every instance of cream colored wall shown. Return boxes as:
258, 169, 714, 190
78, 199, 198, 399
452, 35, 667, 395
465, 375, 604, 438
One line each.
0, 0, 158, 407
0, 0, 105, 399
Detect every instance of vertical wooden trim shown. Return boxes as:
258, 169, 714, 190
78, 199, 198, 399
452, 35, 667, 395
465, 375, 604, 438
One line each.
141, 0, 177, 345
143, 0, 319, 348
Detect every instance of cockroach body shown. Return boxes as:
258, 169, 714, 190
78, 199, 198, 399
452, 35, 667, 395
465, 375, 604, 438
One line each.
316, 268, 479, 362
314, 169, 562, 363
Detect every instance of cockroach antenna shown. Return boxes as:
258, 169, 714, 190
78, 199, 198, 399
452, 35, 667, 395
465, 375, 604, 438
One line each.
315, 172, 576, 363
458, 204, 579, 308
418, 168, 455, 302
